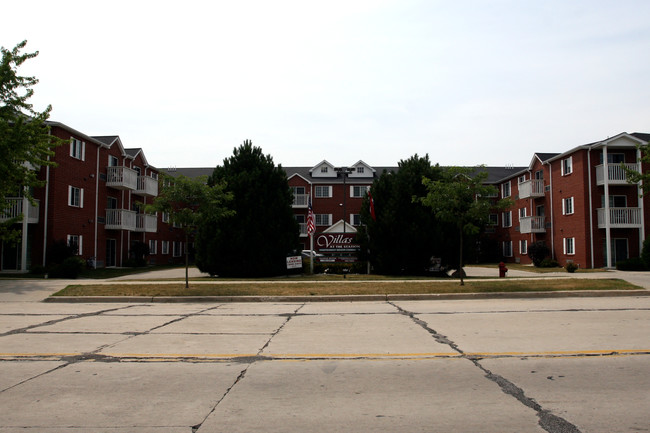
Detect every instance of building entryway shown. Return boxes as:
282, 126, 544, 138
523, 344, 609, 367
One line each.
106, 239, 116, 267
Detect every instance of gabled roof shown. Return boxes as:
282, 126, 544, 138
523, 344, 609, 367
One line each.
46, 121, 110, 148
322, 220, 357, 233
93, 135, 120, 146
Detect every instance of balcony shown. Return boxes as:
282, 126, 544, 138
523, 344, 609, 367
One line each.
0, 198, 39, 224
519, 216, 546, 233
597, 207, 642, 228
518, 179, 545, 199
136, 176, 158, 197
106, 166, 138, 191
292, 194, 309, 208
595, 163, 639, 186
105, 209, 137, 231
135, 214, 157, 232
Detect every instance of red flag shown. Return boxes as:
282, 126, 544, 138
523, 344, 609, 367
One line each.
306, 194, 315, 235
369, 191, 376, 221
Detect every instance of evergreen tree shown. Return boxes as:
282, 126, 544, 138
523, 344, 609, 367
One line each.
359, 154, 448, 275
196, 140, 299, 277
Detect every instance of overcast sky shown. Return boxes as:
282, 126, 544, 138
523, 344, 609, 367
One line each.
3, 0, 650, 169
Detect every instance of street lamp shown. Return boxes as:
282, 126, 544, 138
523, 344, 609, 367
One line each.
335, 167, 354, 233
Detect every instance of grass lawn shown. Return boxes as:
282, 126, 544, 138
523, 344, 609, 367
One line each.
53, 278, 640, 297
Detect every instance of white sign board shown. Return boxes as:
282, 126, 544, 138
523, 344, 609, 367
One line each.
286, 256, 302, 270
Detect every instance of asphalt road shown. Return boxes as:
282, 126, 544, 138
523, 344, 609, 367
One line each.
1, 291, 649, 432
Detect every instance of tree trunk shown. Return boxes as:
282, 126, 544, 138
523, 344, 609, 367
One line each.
459, 225, 464, 286
184, 231, 189, 289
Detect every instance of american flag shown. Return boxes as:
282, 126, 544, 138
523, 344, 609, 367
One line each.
306, 194, 315, 235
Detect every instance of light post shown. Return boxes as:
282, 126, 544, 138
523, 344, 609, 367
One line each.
335, 167, 353, 233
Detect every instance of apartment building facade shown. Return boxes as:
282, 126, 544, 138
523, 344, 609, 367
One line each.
0, 121, 185, 272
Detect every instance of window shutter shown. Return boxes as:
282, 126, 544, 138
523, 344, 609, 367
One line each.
68, 186, 72, 206
80, 188, 84, 209
78, 235, 83, 256
350, 186, 354, 197
81, 142, 86, 161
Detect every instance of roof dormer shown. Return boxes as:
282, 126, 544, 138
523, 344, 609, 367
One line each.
309, 160, 337, 178
348, 160, 375, 178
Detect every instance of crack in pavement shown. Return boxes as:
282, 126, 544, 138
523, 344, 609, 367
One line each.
389, 301, 582, 433
191, 303, 305, 433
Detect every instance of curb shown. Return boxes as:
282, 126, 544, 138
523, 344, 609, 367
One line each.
43, 290, 650, 303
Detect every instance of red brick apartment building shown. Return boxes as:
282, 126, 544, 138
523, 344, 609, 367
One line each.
0, 121, 185, 272
3, 127, 648, 272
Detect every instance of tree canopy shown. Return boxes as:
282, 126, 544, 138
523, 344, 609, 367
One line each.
359, 154, 449, 275
195, 140, 299, 277
418, 166, 510, 284
1, 40, 62, 241
147, 174, 233, 287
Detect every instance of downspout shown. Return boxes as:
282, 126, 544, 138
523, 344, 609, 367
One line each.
587, 148, 594, 268
604, 147, 612, 268
637, 146, 645, 249
548, 161, 555, 260
20, 187, 28, 272
94, 146, 100, 268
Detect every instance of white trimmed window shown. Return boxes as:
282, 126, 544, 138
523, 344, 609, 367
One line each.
68, 186, 84, 208
520, 240, 528, 255
502, 211, 512, 228
70, 138, 85, 161
149, 240, 157, 255
564, 237, 575, 255
519, 208, 527, 220
351, 185, 369, 198
173, 241, 183, 257
488, 213, 498, 226
67, 235, 82, 255
315, 185, 332, 198
501, 181, 511, 198
320, 166, 328, 173
518, 175, 527, 184
162, 212, 170, 223
161, 241, 169, 255
315, 214, 331, 226
356, 166, 364, 174
561, 157, 573, 176
562, 197, 574, 215
108, 155, 119, 167
503, 241, 513, 257
351, 214, 361, 225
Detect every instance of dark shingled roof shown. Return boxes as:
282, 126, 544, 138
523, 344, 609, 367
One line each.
632, 132, 650, 142
125, 148, 142, 158
92, 136, 119, 145
535, 153, 560, 163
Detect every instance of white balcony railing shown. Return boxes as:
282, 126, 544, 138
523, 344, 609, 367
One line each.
135, 214, 158, 233
136, 176, 158, 197
105, 209, 137, 231
595, 163, 639, 186
518, 179, 545, 199
106, 166, 138, 191
597, 207, 642, 228
519, 216, 546, 233
293, 194, 309, 208
0, 198, 39, 223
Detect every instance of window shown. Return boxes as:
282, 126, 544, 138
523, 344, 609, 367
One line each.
351, 185, 369, 198
599, 153, 625, 164
562, 197, 574, 215
561, 157, 573, 176
351, 214, 361, 225
501, 181, 511, 198
602, 195, 627, 208
536, 205, 545, 217
149, 240, 157, 255
67, 235, 82, 255
68, 186, 84, 208
320, 166, 328, 173
161, 241, 169, 255
70, 138, 85, 160
315, 186, 331, 198
291, 186, 306, 195
518, 175, 527, 184
162, 212, 170, 223
173, 241, 183, 257
356, 166, 364, 174
520, 240, 527, 255
315, 214, 331, 226
519, 208, 527, 220
488, 213, 498, 225
108, 155, 119, 167
534, 170, 544, 180
503, 241, 513, 257
133, 166, 141, 176
502, 211, 512, 228
564, 237, 575, 255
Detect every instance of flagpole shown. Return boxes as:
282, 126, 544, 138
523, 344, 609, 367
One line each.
310, 232, 314, 274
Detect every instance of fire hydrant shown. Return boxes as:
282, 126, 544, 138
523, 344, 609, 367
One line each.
498, 262, 508, 278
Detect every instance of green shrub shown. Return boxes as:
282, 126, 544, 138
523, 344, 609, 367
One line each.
528, 241, 550, 267
48, 256, 85, 278
29, 265, 47, 276
538, 258, 559, 268
565, 262, 578, 273
641, 239, 650, 269
616, 258, 647, 271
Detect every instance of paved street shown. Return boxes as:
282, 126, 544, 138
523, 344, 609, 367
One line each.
1, 277, 649, 433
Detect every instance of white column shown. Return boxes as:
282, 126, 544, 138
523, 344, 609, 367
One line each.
603, 147, 612, 268
20, 191, 29, 272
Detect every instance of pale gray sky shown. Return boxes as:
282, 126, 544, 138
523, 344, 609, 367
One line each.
3, 0, 650, 169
